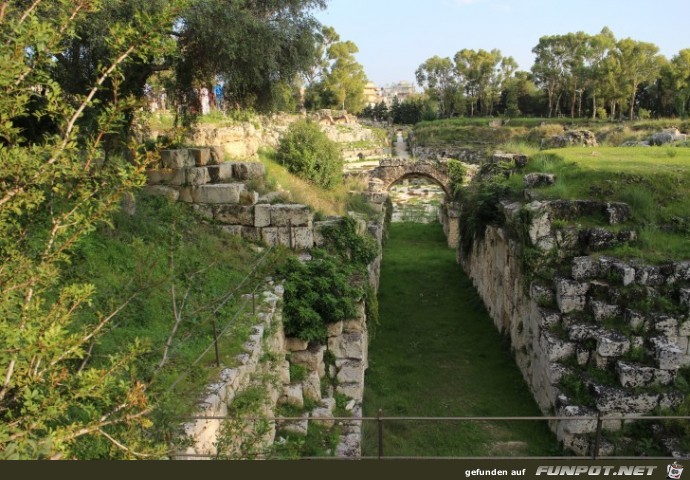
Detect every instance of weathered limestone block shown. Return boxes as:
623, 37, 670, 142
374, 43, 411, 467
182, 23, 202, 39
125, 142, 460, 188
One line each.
593, 385, 659, 414
680, 289, 690, 310
572, 257, 600, 281
143, 185, 179, 202
292, 227, 314, 250
328, 333, 365, 361
524, 173, 556, 188
659, 392, 685, 410
673, 262, 690, 282
162, 149, 194, 169
233, 162, 265, 181
543, 130, 598, 148
146, 168, 186, 186
597, 332, 630, 357
220, 224, 242, 237
191, 184, 245, 204
605, 203, 632, 225
270, 204, 312, 227
214, 205, 255, 226
240, 190, 259, 206
538, 308, 562, 329
336, 361, 365, 385
241, 227, 262, 243
617, 362, 675, 388
343, 303, 366, 333
278, 413, 309, 436
285, 337, 309, 352
189, 148, 211, 167
192, 204, 214, 221
569, 324, 602, 342
586, 228, 617, 251
524, 201, 554, 251
291, 345, 324, 372
657, 344, 685, 370
590, 300, 621, 322
625, 309, 648, 333
253, 204, 271, 228
327, 321, 344, 337
654, 315, 679, 338
336, 383, 363, 402
302, 371, 322, 403
636, 266, 666, 287
209, 146, 225, 165
558, 406, 598, 435
311, 407, 335, 428
277, 361, 291, 386
555, 278, 589, 313
261, 227, 280, 247
335, 433, 361, 457
576, 345, 591, 366
540, 331, 576, 361
650, 128, 687, 146
281, 384, 304, 408
207, 164, 235, 183
610, 262, 636, 286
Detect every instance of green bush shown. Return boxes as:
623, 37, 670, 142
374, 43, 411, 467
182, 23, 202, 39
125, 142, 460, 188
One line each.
280, 251, 362, 343
276, 120, 343, 190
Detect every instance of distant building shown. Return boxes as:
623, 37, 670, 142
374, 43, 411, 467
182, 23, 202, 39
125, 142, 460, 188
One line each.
382, 81, 416, 106
363, 82, 383, 107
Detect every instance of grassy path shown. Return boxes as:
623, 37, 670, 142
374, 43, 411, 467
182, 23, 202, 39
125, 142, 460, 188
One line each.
361, 223, 561, 458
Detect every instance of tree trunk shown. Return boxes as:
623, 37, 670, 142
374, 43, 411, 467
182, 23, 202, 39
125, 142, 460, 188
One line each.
629, 83, 637, 121
592, 95, 597, 119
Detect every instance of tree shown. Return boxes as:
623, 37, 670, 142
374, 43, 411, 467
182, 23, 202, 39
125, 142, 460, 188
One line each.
0, 0, 182, 459
586, 27, 617, 119
667, 49, 690, 117
323, 40, 367, 113
175, 0, 327, 112
532, 35, 568, 117
416, 56, 461, 118
615, 38, 665, 120
454, 48, 515, 116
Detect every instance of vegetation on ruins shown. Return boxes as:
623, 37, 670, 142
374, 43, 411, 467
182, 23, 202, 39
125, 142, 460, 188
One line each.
276, 120, 344, 190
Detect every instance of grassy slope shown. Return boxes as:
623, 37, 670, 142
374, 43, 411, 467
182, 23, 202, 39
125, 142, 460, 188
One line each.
65, 196, 289, 455
510, 146, 690, 262
362, 223, 561, 458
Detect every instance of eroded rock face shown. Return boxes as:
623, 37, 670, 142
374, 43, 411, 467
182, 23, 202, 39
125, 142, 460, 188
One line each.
542, 130, 598, 149
524, 173, 556, 188
649, 129, 687, 146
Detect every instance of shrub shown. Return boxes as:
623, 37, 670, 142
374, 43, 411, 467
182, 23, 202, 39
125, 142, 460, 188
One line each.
447, 160, 468, 196
276, 120, 343, 190
280, 252, 362, 343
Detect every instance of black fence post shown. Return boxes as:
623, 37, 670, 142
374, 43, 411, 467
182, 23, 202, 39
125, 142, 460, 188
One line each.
592, 412, 603, 460
377, 409, 384, 460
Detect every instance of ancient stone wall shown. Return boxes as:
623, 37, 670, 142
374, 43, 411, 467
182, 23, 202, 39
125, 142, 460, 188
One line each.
460, 200, 690, 456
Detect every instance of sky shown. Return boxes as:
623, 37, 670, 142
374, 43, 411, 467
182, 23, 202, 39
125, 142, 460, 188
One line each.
314, 0, 690, 88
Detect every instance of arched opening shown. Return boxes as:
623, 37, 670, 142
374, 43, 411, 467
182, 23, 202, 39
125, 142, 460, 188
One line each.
388, 173, 447, 224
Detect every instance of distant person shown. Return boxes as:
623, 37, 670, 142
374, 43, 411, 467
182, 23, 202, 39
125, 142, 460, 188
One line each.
159, 89, 167, 112
214, 82, 224, 111
200, 86, 210, 115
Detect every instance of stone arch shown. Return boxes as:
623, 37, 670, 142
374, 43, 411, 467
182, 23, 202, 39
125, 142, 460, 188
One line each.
368, 159, 452, 198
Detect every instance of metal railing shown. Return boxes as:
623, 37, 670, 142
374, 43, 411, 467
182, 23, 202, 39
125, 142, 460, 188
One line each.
179, 411, 690, 460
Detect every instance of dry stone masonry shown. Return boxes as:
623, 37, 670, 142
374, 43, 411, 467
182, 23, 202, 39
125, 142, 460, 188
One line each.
460, 193, 690, 456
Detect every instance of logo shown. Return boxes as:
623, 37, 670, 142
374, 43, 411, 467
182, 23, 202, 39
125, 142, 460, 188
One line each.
668, 462, 684, 480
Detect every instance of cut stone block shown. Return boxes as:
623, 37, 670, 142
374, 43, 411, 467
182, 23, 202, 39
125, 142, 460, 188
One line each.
254, 204, 271, 228
214, 205, 254, 226
191, 184, 245, 204
270, 204, 312, 227
233, 162, 265, 181
161, 149, 194, 169
189, 148, 211, 167
186, 167, 210, 186
207, 164, 235, 183
142, 185, 179, 202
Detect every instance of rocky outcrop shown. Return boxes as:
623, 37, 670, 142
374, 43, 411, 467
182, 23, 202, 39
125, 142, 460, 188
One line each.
542, 130, 598, 149
649, 128, 687, 146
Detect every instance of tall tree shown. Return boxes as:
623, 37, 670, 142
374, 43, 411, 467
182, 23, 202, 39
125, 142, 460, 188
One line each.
323, 40, 367, 112
615, 38, 665, 120
416, 56, 460, 118
586, 27, 617, 119
176, 0, 327, 112
532, 35, 568, 117
668, 49, 690, 117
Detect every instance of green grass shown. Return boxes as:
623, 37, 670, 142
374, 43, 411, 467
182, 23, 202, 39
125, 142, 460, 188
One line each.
64, 195, 291, 455
361, 223, 561, 458
509, 146, 690, 262
258, 149, 370, 218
